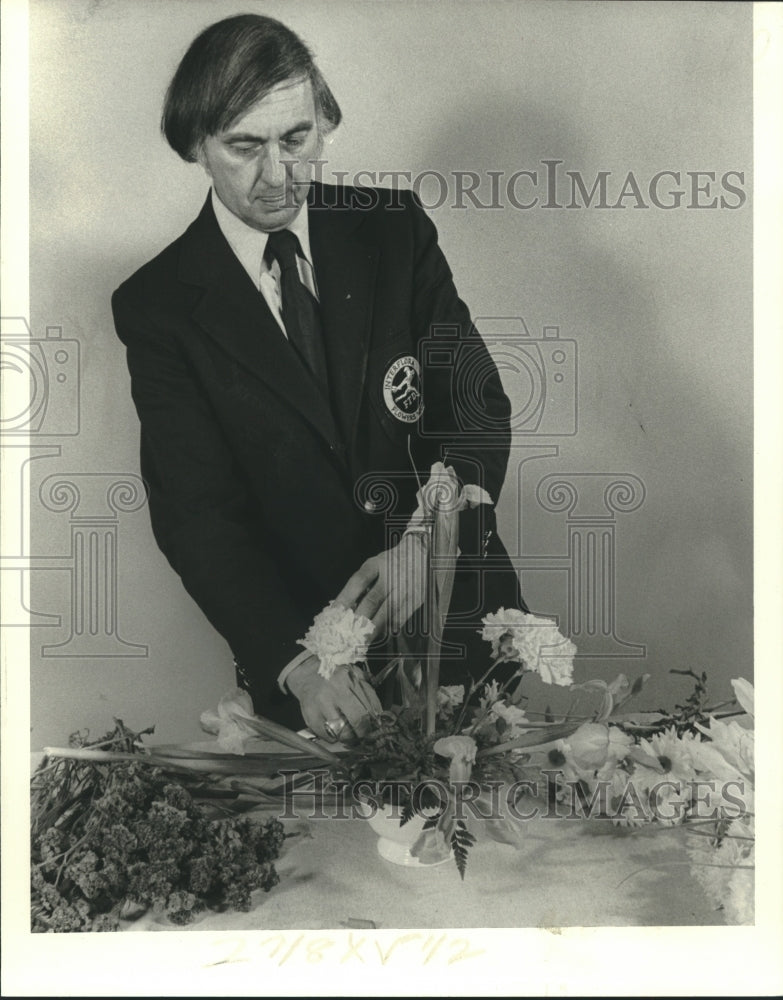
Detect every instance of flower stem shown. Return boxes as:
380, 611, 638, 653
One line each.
476, 720, 582, 758
453, 657, 507, 733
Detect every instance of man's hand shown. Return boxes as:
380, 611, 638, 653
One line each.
334, 532, 428, 642
286, 534, 427, 741
286, 654, 382, 742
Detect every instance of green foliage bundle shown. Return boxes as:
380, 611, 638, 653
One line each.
344, 707, 444, 789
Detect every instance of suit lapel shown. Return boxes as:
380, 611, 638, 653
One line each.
308, 184, 379, 452
178, 195, 344, 458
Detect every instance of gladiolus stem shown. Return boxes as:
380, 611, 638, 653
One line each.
238, 714, 343, 764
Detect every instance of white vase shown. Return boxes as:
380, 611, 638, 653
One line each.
357, 801, 453, 868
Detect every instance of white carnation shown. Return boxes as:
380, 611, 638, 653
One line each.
298, 601, 375, 679
480, 608, 575, 686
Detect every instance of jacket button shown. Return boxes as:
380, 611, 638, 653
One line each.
364, 500, 377, 513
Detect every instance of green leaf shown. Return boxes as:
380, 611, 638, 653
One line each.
371, 656, 404, 689
399, 800, 415, 827
508, 676, 527, 706
477, 720, 583, 758
239, 714, 342, 764
450, 820, 477, 880
626, 746, 663, 772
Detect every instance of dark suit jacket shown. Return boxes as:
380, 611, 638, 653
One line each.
112, 182, 525, 721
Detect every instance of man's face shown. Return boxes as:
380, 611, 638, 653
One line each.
199, 78, 321, 231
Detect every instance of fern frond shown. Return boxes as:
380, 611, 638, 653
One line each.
450, 819, 477, 880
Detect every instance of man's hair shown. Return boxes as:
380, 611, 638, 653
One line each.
161, 14, 342, 162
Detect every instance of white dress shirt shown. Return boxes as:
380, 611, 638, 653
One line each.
211, 188, 318, 337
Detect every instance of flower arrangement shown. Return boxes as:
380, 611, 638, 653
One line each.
184, 608, 756, 915
32, 461, 754, 923
246, 597, 579, 871
278, 601, 755, 908
33, 651, 755, 924
266, 462, 590, 875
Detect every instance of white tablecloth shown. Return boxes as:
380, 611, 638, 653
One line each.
31, 747, 725, 931
127, 806, 724, 932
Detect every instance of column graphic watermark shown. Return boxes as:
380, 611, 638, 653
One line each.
38, 474, 148, 657
1, 316, 148, 656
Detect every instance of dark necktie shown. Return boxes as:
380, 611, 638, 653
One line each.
264, 229, 329, 398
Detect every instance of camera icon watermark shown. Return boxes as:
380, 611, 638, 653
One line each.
0, 317, 80, 436
418, 316, 577, 439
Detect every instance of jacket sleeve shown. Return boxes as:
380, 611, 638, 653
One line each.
111, 284, 311, 701
406, 190, 512, 553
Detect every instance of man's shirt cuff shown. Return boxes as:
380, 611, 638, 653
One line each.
277, 649, 310, 693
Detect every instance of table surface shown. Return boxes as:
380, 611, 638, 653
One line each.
31, 747, 726, 932
127, 804, 725, 932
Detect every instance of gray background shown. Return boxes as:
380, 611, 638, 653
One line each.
27, 0, 752, 747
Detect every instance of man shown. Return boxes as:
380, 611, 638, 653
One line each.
112, 14, 526, 740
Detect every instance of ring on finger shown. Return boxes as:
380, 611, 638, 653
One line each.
324, 717, 346, 740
